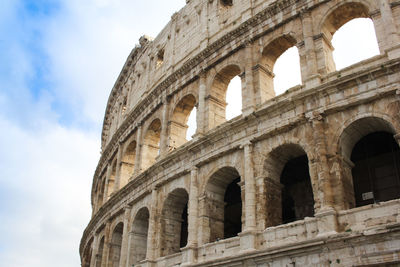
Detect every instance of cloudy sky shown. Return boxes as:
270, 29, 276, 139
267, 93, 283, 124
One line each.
0, 1, 379, 266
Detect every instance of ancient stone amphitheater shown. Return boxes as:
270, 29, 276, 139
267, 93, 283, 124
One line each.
80, 0, 400, 266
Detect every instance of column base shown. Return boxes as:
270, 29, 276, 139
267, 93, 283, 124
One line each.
304, 74, 322, 90
315, 207, 338, 237
239, 230, 258, 252
181, 245, 197, 266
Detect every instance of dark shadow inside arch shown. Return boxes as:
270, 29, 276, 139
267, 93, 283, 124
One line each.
160, 188, 188, 256
95, 237, 104, 267
205, 167, 242, 243
351, 132, 400, 207
224, 177, 242, 238
280, 155, 315, 224
129, 208, 149, 265
108, 222, 123, 267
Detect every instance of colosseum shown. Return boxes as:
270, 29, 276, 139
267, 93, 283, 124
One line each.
80, 0, 400, 266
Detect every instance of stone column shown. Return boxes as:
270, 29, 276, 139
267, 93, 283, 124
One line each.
252, 64, 275, 105
89, 235, 98, 267
159, 95, 169, 156
300, 10, 321, 89
101, 222, 111, 267
195, 71, 207, 136
307, 111, 338, 236
377, 0, 400, 58
113, 145, 123, 192
133, 125, 142, 176
182, 168, 199, 265
242, 43, 255, 116
239, 142, 257, 251
146, 188, 158, 262
119, 207, 131, 267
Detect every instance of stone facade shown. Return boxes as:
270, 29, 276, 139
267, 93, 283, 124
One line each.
80, 0, 400, 266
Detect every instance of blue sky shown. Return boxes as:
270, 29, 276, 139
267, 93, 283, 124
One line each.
0, 0, 379, 266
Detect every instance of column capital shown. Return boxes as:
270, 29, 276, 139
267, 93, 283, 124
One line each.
305, 110, 325, 122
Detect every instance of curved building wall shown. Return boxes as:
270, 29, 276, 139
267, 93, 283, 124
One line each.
81, 0, 400, 266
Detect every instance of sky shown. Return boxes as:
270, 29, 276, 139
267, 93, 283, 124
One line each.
0, 1, 379, 266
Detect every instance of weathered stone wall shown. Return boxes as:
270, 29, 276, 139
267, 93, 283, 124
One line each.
81, 0, 400, 266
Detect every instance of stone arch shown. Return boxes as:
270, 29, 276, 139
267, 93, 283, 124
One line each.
319, 1, 379, 73
120, 138, 136, 187
82, 237, 93, 267
207, 63, 243, 129
263, 143, 315, 226
141, 118, 162, 170
108, 222, 124, 267
337, 116, 400, 208
160, 188, 189, 257
95, 236, 105, 267
107, 159, 117, 199
128, 207, 150, 266
95, 176, 106, 211
202, 166, 242, 243
168, 94, 197, 150
259, 34, 300, 98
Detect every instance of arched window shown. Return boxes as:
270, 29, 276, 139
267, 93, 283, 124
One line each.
351, 132, 400, 206
107, 160, 117, 200
203, 167, 242, 243
208, 65, 242, 130
108, 223, 124, 267
321, 2, 379, 73
83, 238, 93, 267
160, 188, 188, 256
141, 119, 161, 170
260, 35, 301, 99
95, 236, 104, 267
120, 140, 136, 187
273, 46, 301, 96
332, 18, 379, 70
128, 207, 149, 265
264, 144, 314, 227
226, 76, 242, 120
169, 94, 197, 150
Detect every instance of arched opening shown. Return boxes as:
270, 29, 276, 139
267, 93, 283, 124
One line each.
107, 160, 117, 200
120, 140, 136, 187
186, 107, 197, 141
351, 132, 400, 207
108, 222, 124, 267
260, 35, 299, 100
160, 188, 189, 256
96, 177, 105, 211
226, 76, 242, 120
332, 18, 379, 70
204, 167, 242, 243
128, 207, 149, 266
141, 119, 161, 170
280, 155, 314, 223
263, 144, 314, 227
273, 47, 301, 95
83, 238, 93, 267
208, 65, 242, 129
321, 2, 379, 73
95, 236, 104, 267
169, 94, 197, 150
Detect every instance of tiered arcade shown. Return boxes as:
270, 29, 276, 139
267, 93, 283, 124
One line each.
80, 0, 400, 266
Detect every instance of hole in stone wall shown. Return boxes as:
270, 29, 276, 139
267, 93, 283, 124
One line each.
273, 46, 301, 95
180, 204, 188, 248
351, 132, 400, 207
129, 208, 149, 265
95, 237, 104, 267
224, 177, 242, 238
332, 18, 379, 70
221, 0, 233, 6
156, 49, 165, 68
226, 75, 242, 120
108, 223, 124, 267
280, 155, 314, 224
